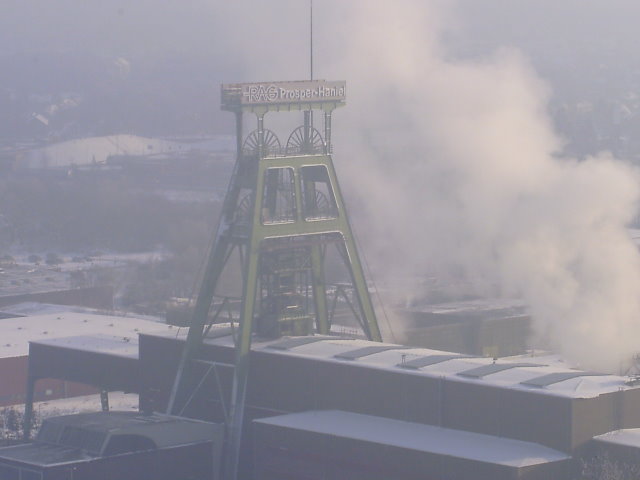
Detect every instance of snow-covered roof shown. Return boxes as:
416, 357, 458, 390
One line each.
593, 429, 640, 448
255, 410, 571, 468
33, 334, 140, 358
0, 312, 179, 359
178, 332, 637, 400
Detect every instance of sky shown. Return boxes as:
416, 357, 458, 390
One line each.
3, 1, 640, 59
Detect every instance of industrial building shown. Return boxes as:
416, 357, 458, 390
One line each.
136, 330, 640, 478
6, 78, 640, 480
12, 327, 640, 479
398, 298, 532, 357
253, 410, 570, 480
0, 311, 176, 406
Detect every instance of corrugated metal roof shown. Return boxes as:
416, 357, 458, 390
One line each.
33, 334, 139, 358
593, 428, 640, 447
268, 335, 350, 350
521, 371, 606, 387
144, 332, 640, 399
1, 312, 176, 359
397, 354, 470, 369
255, 410, 571, 468
334, 345, 408, 360
458, 363, 545, 378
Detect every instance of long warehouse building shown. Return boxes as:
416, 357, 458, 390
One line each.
134, 330, 640, 479
13, 325, 640, 479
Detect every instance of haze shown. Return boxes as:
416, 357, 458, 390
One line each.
3, 1, 640, 372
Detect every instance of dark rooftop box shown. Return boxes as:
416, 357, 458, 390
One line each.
0, 411, 223, 480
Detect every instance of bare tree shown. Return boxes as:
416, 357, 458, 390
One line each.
581, 452, 640, 480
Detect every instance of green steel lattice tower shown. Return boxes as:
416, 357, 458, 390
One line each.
167, 80, 382, 480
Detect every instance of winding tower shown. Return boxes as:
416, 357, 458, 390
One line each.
167, 80, 382, 479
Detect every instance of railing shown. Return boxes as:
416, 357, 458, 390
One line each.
242, 144, 332, 158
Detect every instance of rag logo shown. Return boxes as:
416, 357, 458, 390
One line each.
244, 84, 279, 103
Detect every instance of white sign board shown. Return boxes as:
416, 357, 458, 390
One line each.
223, 80, 346, 107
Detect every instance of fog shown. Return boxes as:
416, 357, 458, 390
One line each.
4, 0, 640, 371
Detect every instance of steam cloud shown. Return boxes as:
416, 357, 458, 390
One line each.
215, 1, 640, 371
328, 2, 640, 372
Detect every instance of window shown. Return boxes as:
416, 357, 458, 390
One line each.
261, 168, 296, 224
300, 165, 337, 220
59, 426, 106, 454
103, 434, 157, 456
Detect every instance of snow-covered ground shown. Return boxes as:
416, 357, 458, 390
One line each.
33, 391, 138, 418
10, 250, 169, 270
1, 392, 139, 440
0, 311, 176, 358
20, 134, 234, 169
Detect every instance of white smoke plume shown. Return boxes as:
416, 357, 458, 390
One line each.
325, 1, 640, 372
212, 1, 640, 372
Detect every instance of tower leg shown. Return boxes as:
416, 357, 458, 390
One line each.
340, 239, 382, 342
168, 108, 249, 416
23, 372, 36, 440
311, 244, 329, 334
224, 248, 260, 480
100, 390, 110, 412
168, 235, 233, 415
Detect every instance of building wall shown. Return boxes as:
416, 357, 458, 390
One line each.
620, 387, 640, 426
498, 388, 572, 452
137, 333, 640, 477
253, 420, 569, 480
571, 389, 640, 452
28, 343, 140, 393
572, 394, 618, 450
0, 442, 215, 480
248, 350, 577, 452
0, 285, 114, 310
139, 334, 185, 413
138, 335, 582, 453
404, 315, 531, 357
0, 355, 96, 407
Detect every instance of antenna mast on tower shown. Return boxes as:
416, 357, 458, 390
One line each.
310, 0, 314, 80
